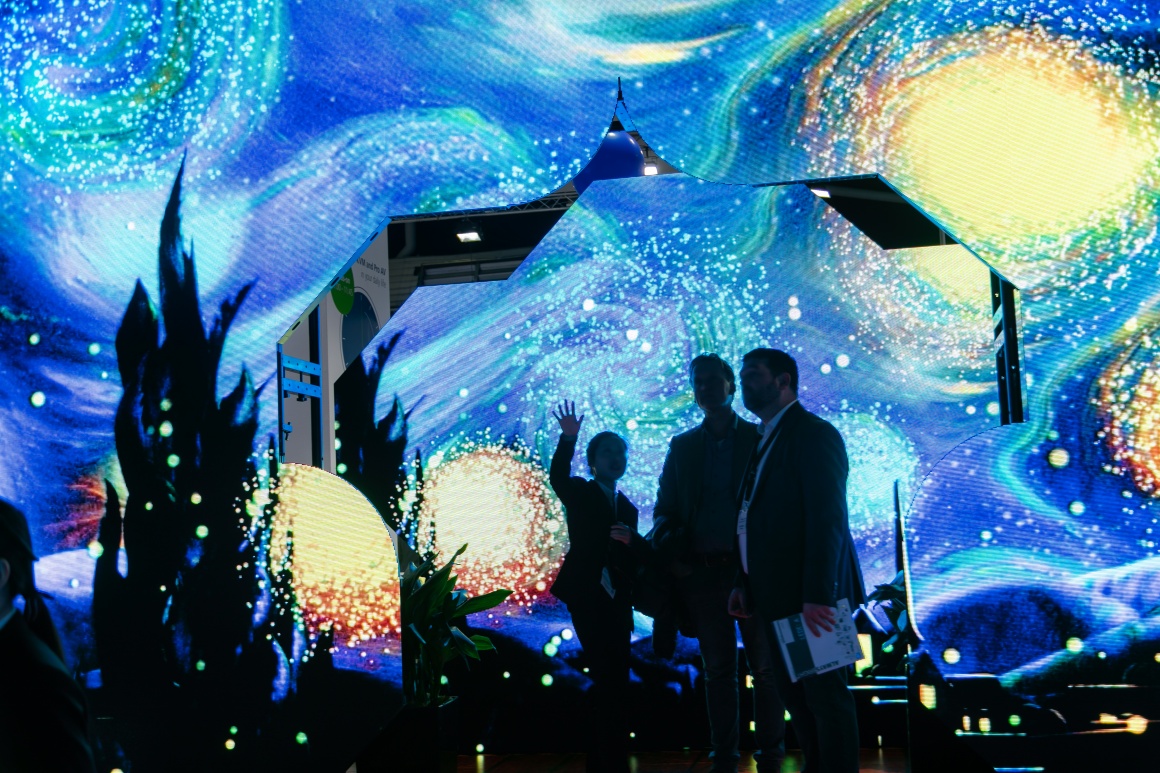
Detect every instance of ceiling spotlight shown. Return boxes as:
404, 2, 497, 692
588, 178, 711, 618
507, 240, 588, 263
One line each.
810, 188, 831, 199
644, 164, 658, 176
455, 218, 483, 243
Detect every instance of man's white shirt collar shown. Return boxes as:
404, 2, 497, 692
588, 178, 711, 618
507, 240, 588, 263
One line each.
759, 399, 798, 438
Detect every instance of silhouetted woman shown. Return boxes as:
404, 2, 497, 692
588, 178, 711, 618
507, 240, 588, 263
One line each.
548, 401, 649, 773
0, 499, 96, 772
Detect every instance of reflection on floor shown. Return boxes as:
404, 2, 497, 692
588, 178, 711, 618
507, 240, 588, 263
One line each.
458, 748, 906, 772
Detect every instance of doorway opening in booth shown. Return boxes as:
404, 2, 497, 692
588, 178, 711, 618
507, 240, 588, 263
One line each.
276, 115, 679, 471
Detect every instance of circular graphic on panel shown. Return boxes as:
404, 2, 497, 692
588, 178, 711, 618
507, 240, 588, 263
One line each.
341, 291, 379, 367
271, 462, 400, 644
418, 441, 565, 604
331, 270, 356, 315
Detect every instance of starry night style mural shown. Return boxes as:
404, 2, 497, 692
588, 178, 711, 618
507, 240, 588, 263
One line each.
2, 1, 1159, 770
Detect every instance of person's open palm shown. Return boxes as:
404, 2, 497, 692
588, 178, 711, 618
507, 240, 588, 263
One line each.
553, 400, 584, 436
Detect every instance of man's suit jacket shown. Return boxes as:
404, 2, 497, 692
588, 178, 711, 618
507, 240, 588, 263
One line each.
0, 612, 96, 773
548, 435, 647, 608
651, 413, 759, 560
741, 401, 866, 622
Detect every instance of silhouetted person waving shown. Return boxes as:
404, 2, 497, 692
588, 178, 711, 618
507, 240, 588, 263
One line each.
0, 499, 96, 773
548, 401, 647, 773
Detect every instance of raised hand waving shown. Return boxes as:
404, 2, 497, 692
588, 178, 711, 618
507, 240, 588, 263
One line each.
552, 400, 584, 437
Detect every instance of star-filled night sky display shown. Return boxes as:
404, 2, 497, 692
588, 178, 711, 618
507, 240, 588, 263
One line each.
3, 0, 1160, 767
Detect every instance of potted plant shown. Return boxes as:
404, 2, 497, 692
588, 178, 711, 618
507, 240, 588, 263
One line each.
359, 543, 510, 772
866, 569, 920, 675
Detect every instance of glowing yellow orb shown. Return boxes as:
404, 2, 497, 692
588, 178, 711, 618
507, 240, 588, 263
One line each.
891, 29, 1156, 238
420, 446, 565, 602
1047, 448, 1070, 469
1126, 715, 1148, 735
897, 245, 990, 305
272, 463, 400, 642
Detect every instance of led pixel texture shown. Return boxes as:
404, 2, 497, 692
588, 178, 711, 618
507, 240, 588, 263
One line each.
375, 177, 997, 601
3, 0, 1160, 768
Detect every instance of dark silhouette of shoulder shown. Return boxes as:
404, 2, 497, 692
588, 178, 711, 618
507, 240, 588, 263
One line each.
0, 613, 96, 773
670, 423, 703, 447
785, 405, 847, 460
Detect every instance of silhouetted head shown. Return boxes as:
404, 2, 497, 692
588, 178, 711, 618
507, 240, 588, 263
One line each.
740, 348, 798, 419
586, 431, 628, 484
0, 498, 63, 658
689, 353, 735, 414
0, 499, 37, 609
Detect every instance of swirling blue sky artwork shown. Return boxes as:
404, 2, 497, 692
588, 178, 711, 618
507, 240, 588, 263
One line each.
373, 175, 998, 602
3, 0, 1160, 767
0, 0, 619, 531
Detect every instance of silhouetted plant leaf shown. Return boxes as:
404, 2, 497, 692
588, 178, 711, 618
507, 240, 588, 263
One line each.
93, 160, 351, 770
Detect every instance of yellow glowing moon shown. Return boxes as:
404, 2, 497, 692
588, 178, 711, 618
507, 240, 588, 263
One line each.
896, 244, 990, 304
890, 29, 1156, 237
419, 446, 565, 603
271, 463, 401, 643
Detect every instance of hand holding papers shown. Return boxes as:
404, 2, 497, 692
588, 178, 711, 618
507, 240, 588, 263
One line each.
773, 599, 861, 683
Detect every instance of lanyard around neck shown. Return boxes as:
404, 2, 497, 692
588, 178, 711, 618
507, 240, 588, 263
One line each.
738, 423, 782, 508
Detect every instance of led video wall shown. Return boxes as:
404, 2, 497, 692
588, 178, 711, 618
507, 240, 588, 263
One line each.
374, 175, 998, 599
3, 0, 1160, 770
359, 172, 1006, 749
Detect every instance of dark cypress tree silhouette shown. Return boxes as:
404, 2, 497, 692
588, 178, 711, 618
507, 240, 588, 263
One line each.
333, 335, 409, 530
92, 162, 399, 771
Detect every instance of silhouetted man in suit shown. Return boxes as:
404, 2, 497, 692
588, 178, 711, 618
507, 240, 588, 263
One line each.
651, 354, 785, 773
728, 349, 864, 773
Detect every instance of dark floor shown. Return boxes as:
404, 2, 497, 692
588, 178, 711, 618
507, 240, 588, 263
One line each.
458, 748, 906, 772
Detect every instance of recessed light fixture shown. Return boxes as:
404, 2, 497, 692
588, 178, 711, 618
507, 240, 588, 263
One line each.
456, 230, 482, 243
644, 164, 658, 176
811, 188, 831, 199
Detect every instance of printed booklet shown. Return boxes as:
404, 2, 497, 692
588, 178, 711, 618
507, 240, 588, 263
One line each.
773, 598, 862, 682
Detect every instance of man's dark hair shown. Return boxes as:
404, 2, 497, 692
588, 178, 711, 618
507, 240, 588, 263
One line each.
742, 348, 799, 392
688, 353, 735, 391
586, 431, 628, 468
